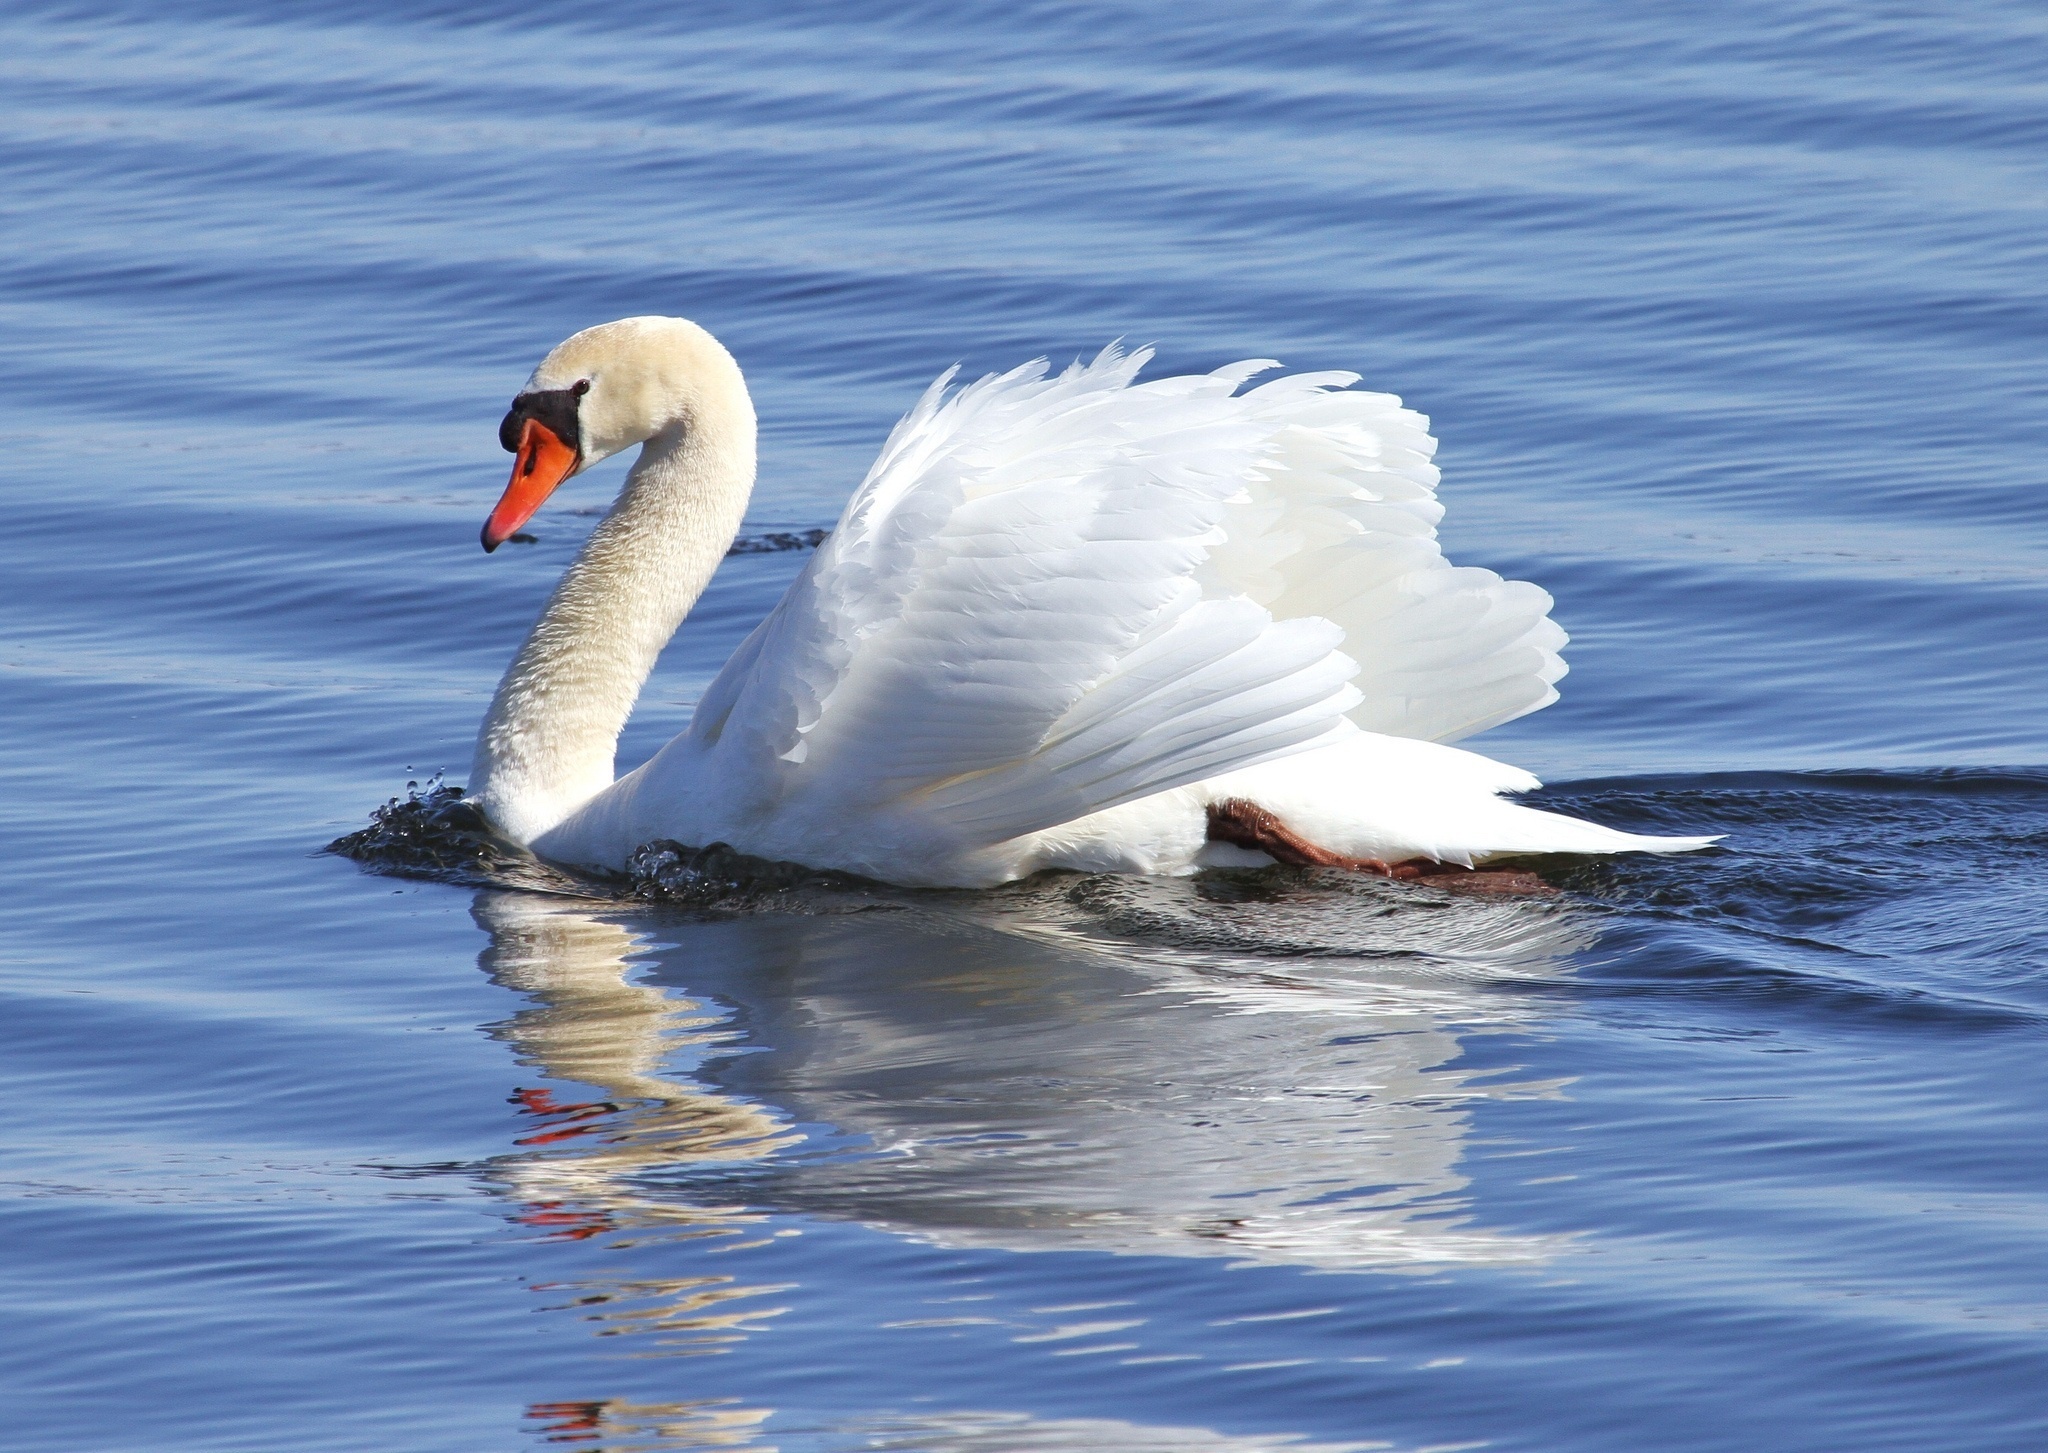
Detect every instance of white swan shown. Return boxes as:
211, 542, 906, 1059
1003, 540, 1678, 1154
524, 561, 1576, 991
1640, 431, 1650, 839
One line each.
469, 316, 1712, 888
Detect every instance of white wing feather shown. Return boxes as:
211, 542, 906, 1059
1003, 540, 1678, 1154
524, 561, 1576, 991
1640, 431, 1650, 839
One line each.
1208, 370, 1568, 743
687, 346, 1564, 849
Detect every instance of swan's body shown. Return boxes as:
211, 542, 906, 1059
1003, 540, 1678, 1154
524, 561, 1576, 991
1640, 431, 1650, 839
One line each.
470, 317, 1712, 888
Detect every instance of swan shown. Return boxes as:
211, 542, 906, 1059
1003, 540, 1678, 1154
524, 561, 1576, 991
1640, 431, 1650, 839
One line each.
468, 316, 1713, 888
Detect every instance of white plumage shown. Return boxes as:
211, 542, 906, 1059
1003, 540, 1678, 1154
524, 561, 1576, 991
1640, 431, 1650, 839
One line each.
468, 317, 1713, 888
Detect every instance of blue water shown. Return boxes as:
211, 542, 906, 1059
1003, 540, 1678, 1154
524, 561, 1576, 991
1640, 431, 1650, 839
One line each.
6, 3, 2048, 1448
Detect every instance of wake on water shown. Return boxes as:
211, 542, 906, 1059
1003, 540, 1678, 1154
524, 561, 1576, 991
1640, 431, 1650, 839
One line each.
324, 773, 1670, 966
327, 768, 2048, 1008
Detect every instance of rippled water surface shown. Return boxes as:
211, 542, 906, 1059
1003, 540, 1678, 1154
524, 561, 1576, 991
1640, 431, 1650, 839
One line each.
6, 3, 2048, 1449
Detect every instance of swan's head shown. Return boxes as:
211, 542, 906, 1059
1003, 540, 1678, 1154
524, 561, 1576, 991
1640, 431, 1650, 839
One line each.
482, 315, 750, 551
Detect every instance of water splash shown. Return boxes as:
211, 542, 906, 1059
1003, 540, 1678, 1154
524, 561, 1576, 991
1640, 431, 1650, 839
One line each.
326, 780, 892, 912
325, 778, 595, 896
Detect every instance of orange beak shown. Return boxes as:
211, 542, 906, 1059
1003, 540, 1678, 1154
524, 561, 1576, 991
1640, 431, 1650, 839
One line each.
482, 417, 578, 552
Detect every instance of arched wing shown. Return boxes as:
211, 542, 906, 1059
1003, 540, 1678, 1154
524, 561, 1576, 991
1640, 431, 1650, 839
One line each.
686, 348, 1362, 844
1206, 370, 1568, 744
686, 346, 1566, 847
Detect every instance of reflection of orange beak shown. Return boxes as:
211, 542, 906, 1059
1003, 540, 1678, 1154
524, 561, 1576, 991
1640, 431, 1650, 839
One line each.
482, 417, 578, 552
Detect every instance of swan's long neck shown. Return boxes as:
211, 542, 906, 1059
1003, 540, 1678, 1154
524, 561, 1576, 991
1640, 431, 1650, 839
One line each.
471, 402, 755, 845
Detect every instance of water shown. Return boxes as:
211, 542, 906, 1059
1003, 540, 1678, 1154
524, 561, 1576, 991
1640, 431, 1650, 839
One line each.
5, 3, 2048, 1448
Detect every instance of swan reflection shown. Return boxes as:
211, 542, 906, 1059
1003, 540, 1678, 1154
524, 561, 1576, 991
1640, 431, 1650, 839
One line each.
476, 873, 1591, 1270
473, 872, 1596, 1448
